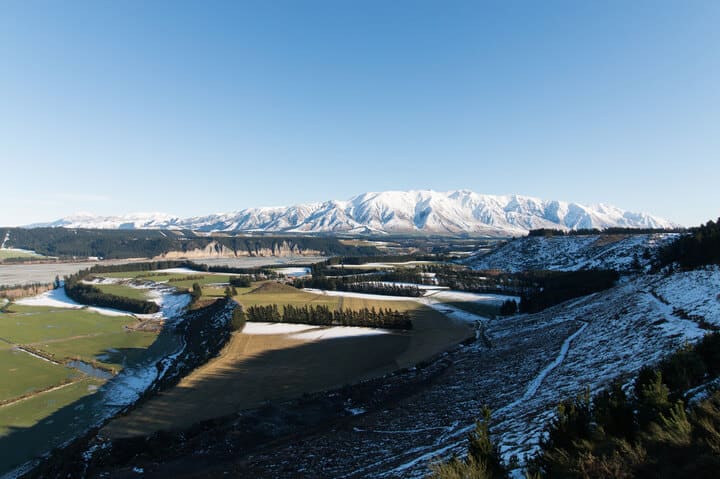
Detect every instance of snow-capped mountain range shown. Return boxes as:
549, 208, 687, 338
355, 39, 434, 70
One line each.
29, 190, 678, 236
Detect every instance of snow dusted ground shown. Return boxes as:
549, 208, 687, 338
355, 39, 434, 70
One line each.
425, 290, 520, 305
15, 287, 132, 317
304, 288, 418, 302
292, 326, 390, 340
14, 279, 189, 321
653, 266, 720, 326
155, 267, 239, 276
242, 321, 390, 339
467, 234, 677, 272
241, 322, 321, 335
237, 269, 718, 477
274, 267, 311, 277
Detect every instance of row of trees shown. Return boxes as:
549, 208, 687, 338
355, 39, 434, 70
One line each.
63, 266, 162, 314
528, 227, 685, 237
64, 279, 160, 314
498, 300, 518, 316
294, 276, 423, 297
243, 304, 413, 330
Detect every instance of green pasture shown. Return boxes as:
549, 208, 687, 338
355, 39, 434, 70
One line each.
93, 283, 150, 301
0, 307, 136, 345
0, 306, 156, 367
0, 378, 104, 435
98, 271, 233, 290
0, 349, 77, 402
0, 249, 43, 260
39, 330, 157, 369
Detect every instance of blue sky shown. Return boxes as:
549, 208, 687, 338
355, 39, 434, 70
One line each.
1, 0, 718, 227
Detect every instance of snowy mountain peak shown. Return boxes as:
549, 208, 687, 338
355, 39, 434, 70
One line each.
28, 190, 678, 236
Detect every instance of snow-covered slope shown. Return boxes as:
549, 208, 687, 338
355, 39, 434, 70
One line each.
30, 190, 677, 236
466, 233, 678, 272
230, 267, 720, 477
31, 212, 183, 230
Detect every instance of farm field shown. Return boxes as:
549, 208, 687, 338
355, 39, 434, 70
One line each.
0, 349, 76, 402
0, 249, 44, 261
235, 282, 341, 310
0, 302, 163, 436
100, 271, 235, 290
93, 283, 151, 301
0, 378, 104, 435
103, 285, 474, 438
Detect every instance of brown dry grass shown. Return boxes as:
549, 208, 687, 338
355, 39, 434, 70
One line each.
103, 296, 472, 438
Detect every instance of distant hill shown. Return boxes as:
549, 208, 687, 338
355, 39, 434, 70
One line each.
29, 190, 677, 236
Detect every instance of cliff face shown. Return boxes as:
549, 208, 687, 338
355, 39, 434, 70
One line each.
155, 240, 322, 259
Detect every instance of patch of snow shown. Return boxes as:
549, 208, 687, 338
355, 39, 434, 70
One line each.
242, 321, 390, 339
15, 288, 131, 317
156, 267, 206, 275
274, 267, 311, 277
291, 326, 390, 340
241, 322, 319, 335
304, 288, 417, 302
654, 266, 720, 326
427, 290, 520, 304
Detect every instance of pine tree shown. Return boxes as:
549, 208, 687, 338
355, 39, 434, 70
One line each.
191, 282, 202, 301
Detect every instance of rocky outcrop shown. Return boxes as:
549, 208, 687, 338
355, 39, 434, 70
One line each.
154, 240, 322, 259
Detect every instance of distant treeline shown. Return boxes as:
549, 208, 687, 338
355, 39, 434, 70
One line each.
243, 304, 412, 329
658, 218, 720, 269
229, 277, 252, 288
0, 256, 44, 264
294, 276, 423, 297
0, 282, 52, 293
317, 253, 435, 267
0, 282, 54, 301
0, 228, 380, 259
528, 227, 685, 237
77, 259, 278, 278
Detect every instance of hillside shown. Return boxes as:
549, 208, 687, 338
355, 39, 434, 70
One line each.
28, 190, 677, 236
466, 233, 678, 272
48, 265, 720, 478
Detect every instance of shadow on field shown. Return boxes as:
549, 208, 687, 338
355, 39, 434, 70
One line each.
103, 332, 413, 438
0, 333, 411, 475
0, 310, 473, 475
0, 387, 103, 473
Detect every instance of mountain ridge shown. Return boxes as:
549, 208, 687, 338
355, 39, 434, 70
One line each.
28, 190, 678, 236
